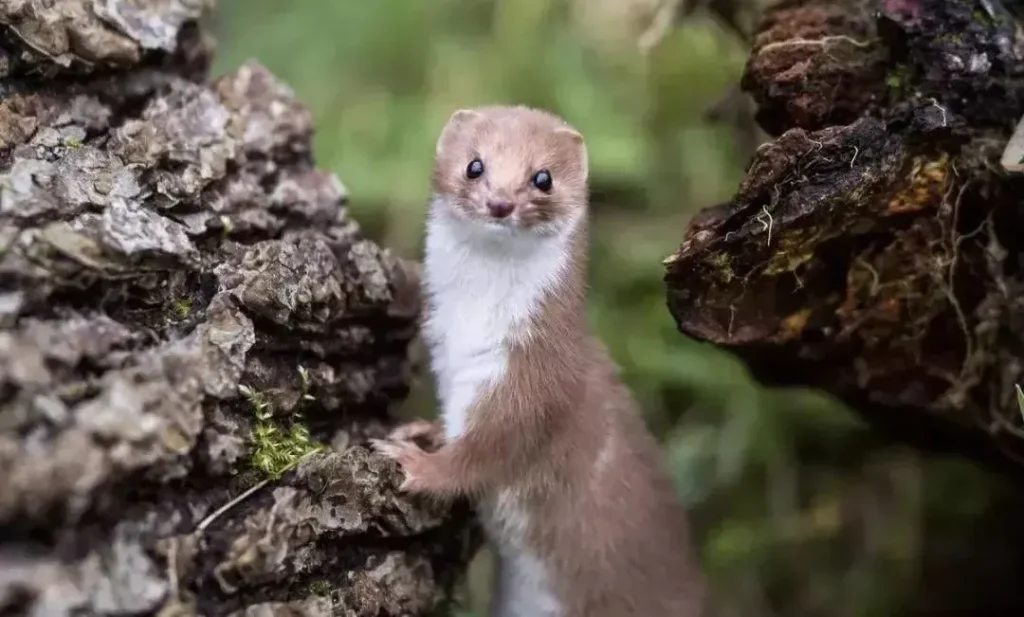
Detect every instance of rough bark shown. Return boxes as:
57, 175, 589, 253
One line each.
664, 0, 1024, 473
0, 2, 476, 616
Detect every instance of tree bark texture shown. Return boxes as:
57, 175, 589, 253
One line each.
0, 2, 476, 616
664, 0, 1024, 473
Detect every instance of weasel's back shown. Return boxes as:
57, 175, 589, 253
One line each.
527, 337, 708, 616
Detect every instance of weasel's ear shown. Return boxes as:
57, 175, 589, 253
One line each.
436, 108, 481, 157
554, 127, 588, 180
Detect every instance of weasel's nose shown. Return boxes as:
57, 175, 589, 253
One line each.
486, 200, 514, 219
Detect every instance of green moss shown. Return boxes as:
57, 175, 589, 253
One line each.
63, 136, 83, 149
707, 251, 735, 283
308, 580, 332, 596
763, 229, 818, 276
172, 297, 192, 319
972, 8, 1003, 26
885, 64, 912, 94
240, 382, 322, 480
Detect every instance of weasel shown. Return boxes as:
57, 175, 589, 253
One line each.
372, 105, 706, 617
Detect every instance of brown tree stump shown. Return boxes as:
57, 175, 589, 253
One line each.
664, 0, 1024, 474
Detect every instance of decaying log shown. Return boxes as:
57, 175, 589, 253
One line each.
665, 0, 1024, 472
0, 1, 476, 616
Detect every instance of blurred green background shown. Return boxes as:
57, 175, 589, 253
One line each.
211, 1, 1023, 615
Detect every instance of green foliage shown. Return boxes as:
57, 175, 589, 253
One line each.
213, 2, 1008, 615
239, 383, 322, 480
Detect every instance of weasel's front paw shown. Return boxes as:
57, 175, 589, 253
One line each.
370, 438, 444, 493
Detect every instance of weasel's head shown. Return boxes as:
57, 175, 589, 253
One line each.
430, 105, 588, 236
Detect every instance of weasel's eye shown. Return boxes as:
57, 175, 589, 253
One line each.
466, 158, 484, 179
532, 169, 552, 192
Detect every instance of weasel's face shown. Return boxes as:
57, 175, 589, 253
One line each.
430, 106, 589, 236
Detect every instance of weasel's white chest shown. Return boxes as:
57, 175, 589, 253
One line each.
422, 212, 570, 440
424, 289, 509, 441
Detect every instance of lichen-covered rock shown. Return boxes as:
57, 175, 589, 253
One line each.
0, 0, 212, 73
666, 0, 1024, 471
0, 2, 475, 616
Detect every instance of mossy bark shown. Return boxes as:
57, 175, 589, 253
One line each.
0, 2, 477, 616
665, 0, 1024, 474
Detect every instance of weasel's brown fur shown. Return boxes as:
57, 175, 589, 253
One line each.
373, 105, 706, 617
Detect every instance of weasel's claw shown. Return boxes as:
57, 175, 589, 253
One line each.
370, 438, 404, 460
398, 474, 420, 493
370, 437, 432, 493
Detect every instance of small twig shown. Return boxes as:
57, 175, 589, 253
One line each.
797, 138, 830, 169
979, 0, 997, 19
989, 406, 1024, 440
756, 35, 872, 56
167, 537, 180, 600
756, 206, 774, 247
793, 269, 805, 290
1016, 384, 1024, 423
195, 450, 318, 533
849, 145, 860, 168
937, 180, 979, 375
928, 98, 948, 127
854, 256, 881, 296
947, 182, 985, 295
196, 479, 270, 533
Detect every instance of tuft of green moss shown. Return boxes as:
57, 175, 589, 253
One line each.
885, 64, 912, 94
240, 382, 322, 480
308, 580, 332, 596
63, 137, 83, 149
172, 297, 192, 319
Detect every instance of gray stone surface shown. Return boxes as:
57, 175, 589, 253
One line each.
0, 1, 476, 615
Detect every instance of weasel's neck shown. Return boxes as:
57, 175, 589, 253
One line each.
422, 197, 587, 345
421, 196, 588, 439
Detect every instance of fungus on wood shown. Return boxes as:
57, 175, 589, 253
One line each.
0, 1, 477, 615
664, 0, 1024, 472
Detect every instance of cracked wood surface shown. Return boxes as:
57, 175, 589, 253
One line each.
665, 0, 1024, 474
